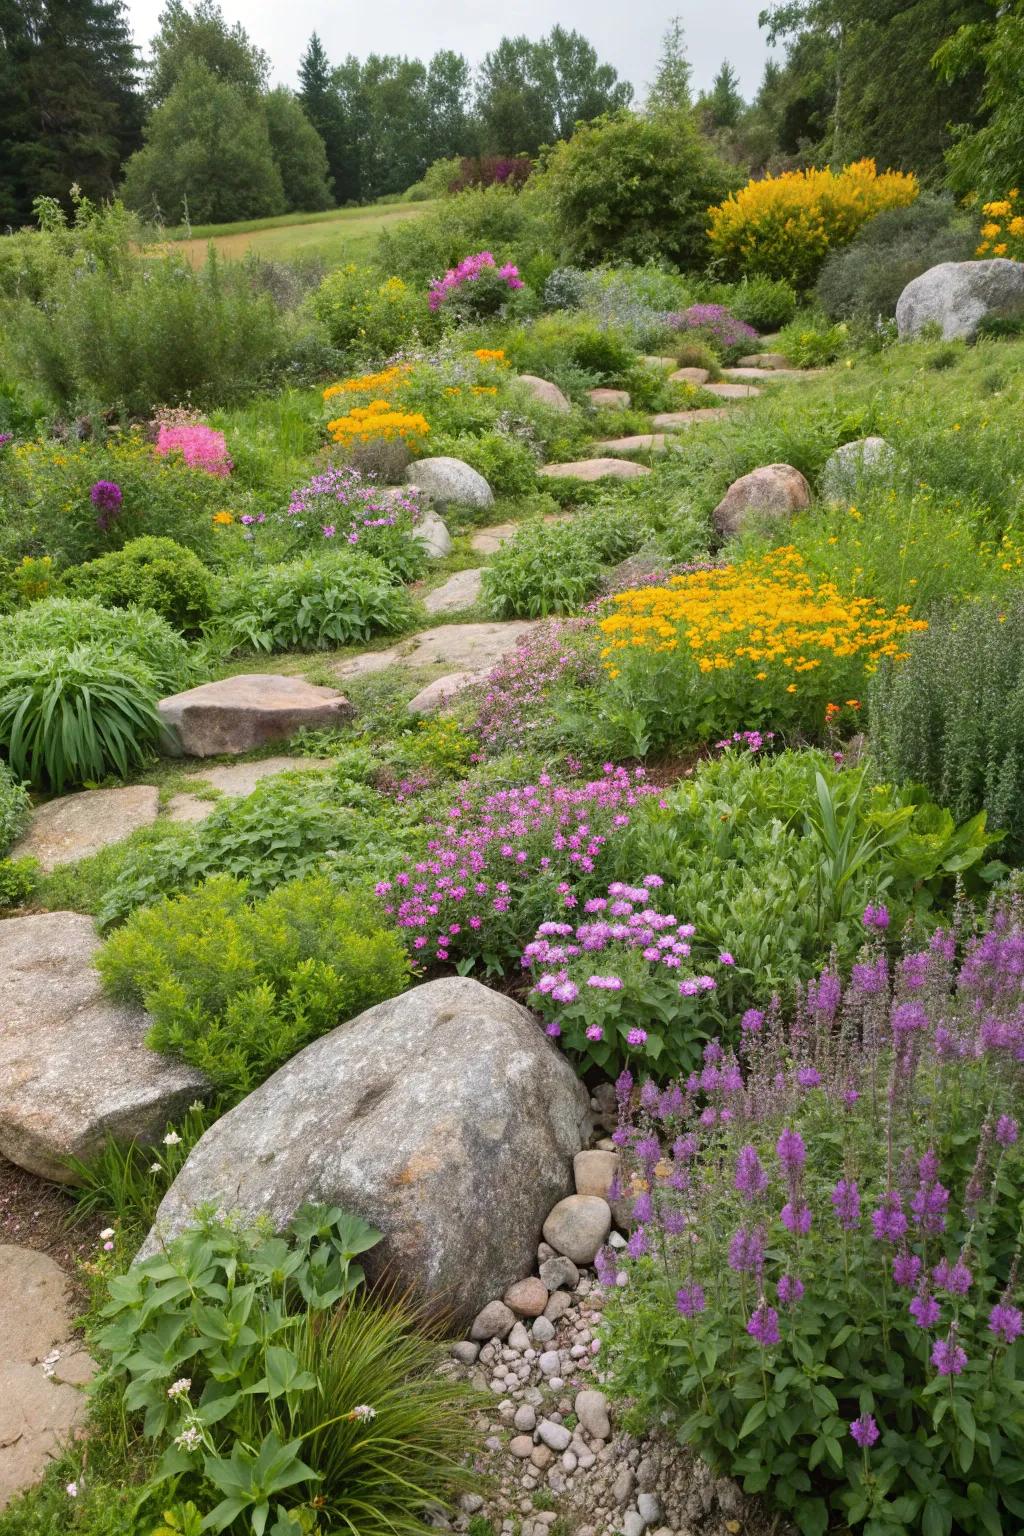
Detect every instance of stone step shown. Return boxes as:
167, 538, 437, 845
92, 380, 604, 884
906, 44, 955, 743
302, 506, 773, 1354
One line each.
12, 785, 158, 873
721, 365, 826, 382
332, 620, 537, 682
736, 352, 791, 369
650, 408, 731, 429
592, 435, 669, 455
587, 388, 630, 409
407, 670, 486, 714
421, 567, 484, 614
669, 367, 710, 385
165, 756, 334, 824
159, 674, 352, 758
538, 458, 651, 481
704, 382, 761, 400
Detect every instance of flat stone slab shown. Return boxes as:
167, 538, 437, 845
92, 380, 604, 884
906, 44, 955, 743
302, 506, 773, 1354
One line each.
737, 352, 790, 369
539, 458, 651, 481
407, 671, 485, 714
517, 375, 570, 412
422, 568, 484, 614
593, 435, 668, 455
471, 523, 519, 555
640, 355, 677, 368
588, 388, 630, 409
669, 367, 710, 385
722, 366, 824, 382
704, 382, 761, 399
164, 756, 333, 825
0, 912, 207, 1183
11, 785, 158, 873
333, 621, 537, 681
0, 1246, 95, 1510
159, 674, 353, 757
651, 409, 731, 429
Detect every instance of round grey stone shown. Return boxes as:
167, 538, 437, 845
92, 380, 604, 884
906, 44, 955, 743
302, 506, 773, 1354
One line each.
471, 1300, 516, 1341
542, 1195, 612, 1264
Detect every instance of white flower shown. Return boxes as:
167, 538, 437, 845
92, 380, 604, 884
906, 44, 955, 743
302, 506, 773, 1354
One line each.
163, 1131, 182, 1146
350, 1404, 376, 1421
66, 1482, 78, 1498
174, 1425, 203, 1452
167, 1377, 192, 1400
149, 1163, 162, 1173
98, 1227, 115, 1240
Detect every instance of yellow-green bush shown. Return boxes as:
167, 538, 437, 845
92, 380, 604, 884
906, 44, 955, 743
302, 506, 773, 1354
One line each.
708, 158, 918, 289
310, 265, 423, 361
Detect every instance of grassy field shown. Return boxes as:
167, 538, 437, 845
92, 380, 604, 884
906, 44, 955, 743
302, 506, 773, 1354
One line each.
154, 199, 435, 268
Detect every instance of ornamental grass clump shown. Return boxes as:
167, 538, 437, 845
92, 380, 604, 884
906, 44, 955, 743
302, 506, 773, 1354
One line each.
376, 765, 657, 975
598, 548, 927, 752
598, 901, 1024, 1536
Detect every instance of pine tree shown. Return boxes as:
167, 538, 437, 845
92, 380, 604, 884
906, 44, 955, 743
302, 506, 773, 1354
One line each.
708, 61, 745, 127
647, 17, 692, 114
297, 32, 348, 205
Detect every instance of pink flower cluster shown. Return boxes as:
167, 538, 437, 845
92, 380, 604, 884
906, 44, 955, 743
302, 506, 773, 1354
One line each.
428, 250, 524, 312
286, 464, 422, 542
375, 766, 656, 966
470, 619, 599, 754
155, 423, 232, 477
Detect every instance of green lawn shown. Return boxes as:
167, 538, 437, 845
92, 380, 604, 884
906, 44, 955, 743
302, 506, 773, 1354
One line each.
154, 199, 435, 269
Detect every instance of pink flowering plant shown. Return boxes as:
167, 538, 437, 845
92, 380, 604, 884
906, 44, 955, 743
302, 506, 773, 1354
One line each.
258, 465, 427, 581
597, 900, 1024, 1536
376, 766, 657, 975
428, 251, 525, 319
522, 879, 732, 1076
154, 422, 233, 477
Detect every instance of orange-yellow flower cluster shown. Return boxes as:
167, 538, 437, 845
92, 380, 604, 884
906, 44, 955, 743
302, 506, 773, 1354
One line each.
977, 190, 1024, 260
322, 365, 411, 401
472, 348, 508, 364
326, 399, 430, 447
599, 548, 926, 681
707, 159, 918, 288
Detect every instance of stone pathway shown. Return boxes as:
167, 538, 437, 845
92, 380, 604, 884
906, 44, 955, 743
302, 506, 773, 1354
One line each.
11, 785, 159, 873
721, 366, 825, 382
587, 389, 630, 409
593, 435, 669, 456
650, 409, 731, 429
165, 756, 334, 824
539, 459, 651, 482
704, 382, 761, 400
422, 567, 484, 614
332, 621, 537, 682
407, 670, 486, 715
471, 523, 521, 555
0, 1246, 94, 1511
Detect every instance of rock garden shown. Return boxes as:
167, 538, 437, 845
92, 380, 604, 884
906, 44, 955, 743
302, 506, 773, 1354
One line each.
2, 131, 1024, 1536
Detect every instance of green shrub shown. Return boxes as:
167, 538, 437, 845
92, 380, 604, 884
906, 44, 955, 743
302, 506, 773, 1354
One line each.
726, 274, 798, 332
776, 311, 848, 367
816, 196, 976, 323
58, 537, 216, 631
539, 109, 733, 269
96, 769, 426, 928
310, 265, 423, 362
91, 1207, 478, 1534
504, 314, 636, 385
0, 647, 162, 792
375, 183, 549, 287
869, 596, 1024, 860
0, 856, 38, 910
0, 597, 199, 694
483, 521, 602, 618
0, 761, 30, 854
98, 874, 410, 1097
217, 549, 415, 653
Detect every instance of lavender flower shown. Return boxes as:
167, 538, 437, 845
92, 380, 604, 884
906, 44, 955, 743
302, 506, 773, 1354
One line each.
850, 1413, 880, 1448
728, 1226, 765, 1275
776, 1128, 806, 1176
892, 1252, 922, 1289
747, 1300, 781, 1347
996, 1115, 1019, 1148
734, 1145, 769, 1202
909, 1292, 941, 1329
776, 1273, 804, 1307
676, 1283, 706, 1318
831, 1179, 861, 1231
989, 1302, 1024, 1344
932, 1257, 972, 1296
931, 1331, 967, 1377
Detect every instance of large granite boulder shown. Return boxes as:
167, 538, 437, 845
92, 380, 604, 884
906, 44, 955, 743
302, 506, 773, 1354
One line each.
158, 674, 353, 757
140, 977, 591, 1322
0, 913, 206, 1183
819, 436, 898, 503
896, 259, 1024, 341
518, 376, 571, 413
405, 457, 495, 511
712, 463, 812, 538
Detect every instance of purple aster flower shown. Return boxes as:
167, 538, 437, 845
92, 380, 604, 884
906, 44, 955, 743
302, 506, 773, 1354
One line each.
776, 1128, 806, 1175
747, 1300, 781, 1347
734, 1145, 769, 1202
831, 1179, 861, 1231
728, 1226, 765, 1275
850, 1413, 880, 1448
933, 1257, 972, 1296
997, 1115, 1019, 1148
909, 1292, 941, 1329
676, 1283, 706, 1318
931, 1332, 967, 1377
780, 1201, 812, 1235
863, 903, 890, 930
627, 1027, 648, 1047
796, 1065, 822, 1090
719, 951, 735, 966
892, 1252, 922, 1289
776, 1273, 804, 1307
626, 1226, 649, 1260
989, 1302, 1024, 1344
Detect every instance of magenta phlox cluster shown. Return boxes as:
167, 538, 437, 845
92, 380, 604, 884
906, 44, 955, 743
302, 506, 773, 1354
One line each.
155, 423, 232, 477
284, 464, 423, 544
663, 304, 758, 350
470, 618, 600, 754
428, 250, 524, 311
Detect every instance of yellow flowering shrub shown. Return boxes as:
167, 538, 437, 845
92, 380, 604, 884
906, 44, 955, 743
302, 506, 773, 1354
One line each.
707, 159, 919, 288
598, 547, 927, 749
326, 399, 430, 450
976, 190, 1024, 260
322, 365, 411, 402
472, 348, 508, 365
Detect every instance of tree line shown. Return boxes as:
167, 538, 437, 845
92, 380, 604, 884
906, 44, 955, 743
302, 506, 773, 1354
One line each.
0, 0, 1018, 231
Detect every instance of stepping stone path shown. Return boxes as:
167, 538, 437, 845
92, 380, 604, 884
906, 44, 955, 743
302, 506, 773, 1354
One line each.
738, 351, 791, 369
471, 522, 519, 555
421, 567, 484, 614
539, 458, 651, 481
721, 365, 825, 382
0, 1246, 95, 1510
407, 671, 485, 715
650, 408, 730, 429
669, 367, 710, 385
332, 621, 537, 682
0, 912, 206, 1183
587, 388, 630, 409
12, 784, 158, 872
705, 382, 761, 399
517, 376, 571, 412
165, 756, 333, 825
159, 674, 353, 757
593, 435, 668, 456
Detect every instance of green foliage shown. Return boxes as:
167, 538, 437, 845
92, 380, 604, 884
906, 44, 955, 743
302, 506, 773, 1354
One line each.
504, 314, 636, 386
58, 537, 217, 631
0, 647, 163, 793
98, 873, 410, 1097
0, 857, 38, 911
870, 595, 1024, 860
776, 311, 848, 367
96, 769, 426, 929
216, 549, 415, 653
0, 761, 31, 855
539, 109, 734, 269
475, 26, 633, 158
146, 0, 270, 106
482, 504, 646, 618
65, 1102, 213, 1236
375, 184, 550, 288
0, 598, 199, 694
816, 198, 976, 323
310, 265, 422, 361
431, 431, 538, 498
93, 1207, 478, 1534
262, 89, 333, 214
726, 275, 798, 331
935, 2, 1024, 201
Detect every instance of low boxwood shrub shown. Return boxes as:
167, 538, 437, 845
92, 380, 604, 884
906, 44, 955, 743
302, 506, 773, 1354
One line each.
216, 548, 415, 653
599, 899, 1024, 1536
98, 873, 410, 1098
58, 536, 217, 631
726, 274, 798, 332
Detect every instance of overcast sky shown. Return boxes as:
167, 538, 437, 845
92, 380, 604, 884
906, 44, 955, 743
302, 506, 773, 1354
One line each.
123, 0, 776, 102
